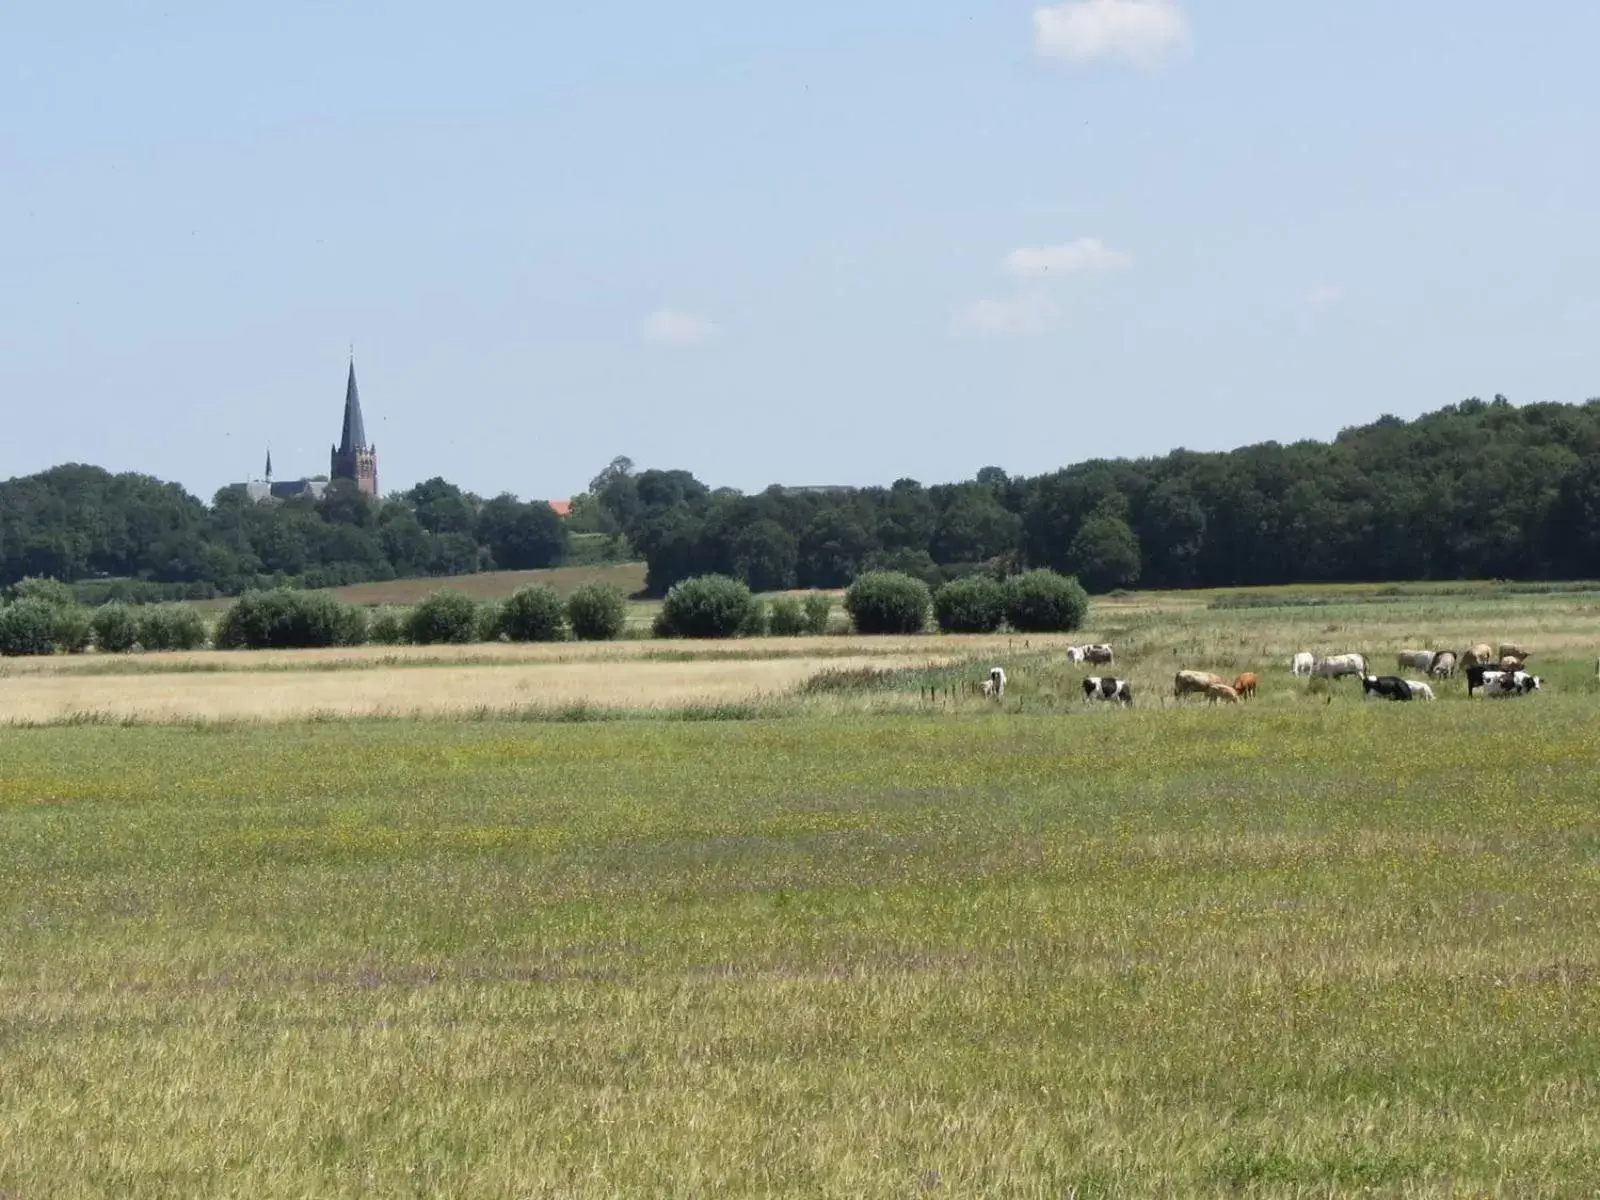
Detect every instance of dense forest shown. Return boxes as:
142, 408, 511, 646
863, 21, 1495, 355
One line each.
4, 396, 1600, 600
597, 395, 1600, 595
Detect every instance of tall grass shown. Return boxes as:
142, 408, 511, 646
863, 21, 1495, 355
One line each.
2, 710, 1599, 1194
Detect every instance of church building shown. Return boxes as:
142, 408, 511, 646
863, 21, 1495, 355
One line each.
243, 360, 380, 503
330, 360, 379, 497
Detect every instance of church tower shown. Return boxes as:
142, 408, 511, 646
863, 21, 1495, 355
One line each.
330, 359, 379, 497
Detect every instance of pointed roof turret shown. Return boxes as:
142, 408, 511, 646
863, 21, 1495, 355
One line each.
265, 447, 273, 480
338, 360, 368, 455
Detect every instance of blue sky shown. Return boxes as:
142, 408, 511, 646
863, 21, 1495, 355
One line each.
3, 1, 1597, 503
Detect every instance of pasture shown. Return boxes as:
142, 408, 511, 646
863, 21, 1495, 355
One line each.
4, 586, 1600, 1195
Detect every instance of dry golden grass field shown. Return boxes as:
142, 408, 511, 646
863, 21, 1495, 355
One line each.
0, 653, 955, 724
0, 634, 1074, 725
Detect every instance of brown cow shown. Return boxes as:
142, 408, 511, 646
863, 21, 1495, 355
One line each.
1499, 643, 1530, 662
1232, 672, 1259, 699
1175, 669, 1225, 699
1462, 643, 1495, 669
1206, 682, 1241, 705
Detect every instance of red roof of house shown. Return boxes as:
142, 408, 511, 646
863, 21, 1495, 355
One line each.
547, 499, 573, 519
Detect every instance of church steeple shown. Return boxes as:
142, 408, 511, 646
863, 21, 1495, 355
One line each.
264, 447, 273, 481
338, 360, 368, 456
330, 356, 380, 498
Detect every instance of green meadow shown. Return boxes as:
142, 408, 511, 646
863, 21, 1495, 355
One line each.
4, 689, 1600, 1196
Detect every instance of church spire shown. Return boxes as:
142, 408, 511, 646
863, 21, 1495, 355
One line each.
264, 446, 273, 481
330, 355, 380, 498
338, 359, 368, 455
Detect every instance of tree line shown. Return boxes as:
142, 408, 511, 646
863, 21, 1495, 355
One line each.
0, 469, 572, 598
4, 395, 1599, 599
597, 396, 1600, 595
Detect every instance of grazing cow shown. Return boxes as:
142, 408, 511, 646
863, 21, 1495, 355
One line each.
1175, 669, 1225, 699
1462, 643, 1495, 669
1232, 672, 1259, 699
1482, 670, 1542, 699
1466, 665, 1541, 698
1428, 650, 1458, 679
1499, 643, 1530, 662
1066, 644, 1114, 666
1082, 676, 1134, 706
1206, 682, 1241, 705
1313, 653, 1367, 680
1396, 651, 1436, 674
1361, 675, 1414, 702
1409, 681, 1436, 701
985, 666, 1006, 700
1291, 652, 1315, 677
1498, 656, 1525, 672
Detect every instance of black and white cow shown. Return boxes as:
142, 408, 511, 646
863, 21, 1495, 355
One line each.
1082, 676, 1134, 707
1478, 669, 1542, 699
1465, 664, 1543, 697
1068, 644, 1115, 666
1361, 675, 1414, 702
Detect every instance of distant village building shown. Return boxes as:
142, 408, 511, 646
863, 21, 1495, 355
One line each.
242, 360, 379, 503
547, 499, 573, 519
243, 451, 328, 503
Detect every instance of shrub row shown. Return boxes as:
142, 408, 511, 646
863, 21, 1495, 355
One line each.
649, 569, 1084, 640
0, 598, 208, 657
845, 569, 1089, 636
212, 584, 634, 650
651, 577, 835, 639
0, 569, 1079, 656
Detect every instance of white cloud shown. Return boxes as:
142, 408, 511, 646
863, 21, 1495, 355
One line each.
953, 292, 1061, 337
1034, 0, 1190, 67
1304, 284, 1344, 307
642, 309, 720, 346
1006, 237, 1132, 277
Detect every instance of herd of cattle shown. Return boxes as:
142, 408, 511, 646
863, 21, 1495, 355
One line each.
978, 642, 1547, 708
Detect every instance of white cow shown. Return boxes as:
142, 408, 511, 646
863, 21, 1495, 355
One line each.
983, 666, 1006, 700
1291, 652, 1315, 677
1313, 653, 1367, 680
1397, 650, 1436, 674
1409, 681, 1436, 701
